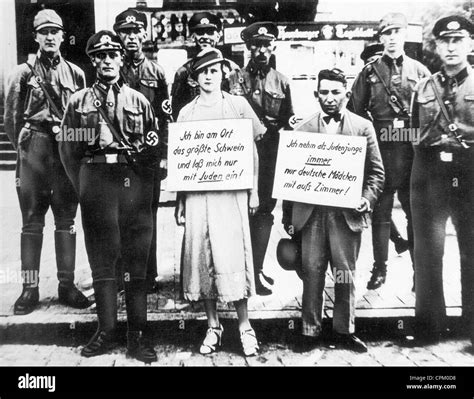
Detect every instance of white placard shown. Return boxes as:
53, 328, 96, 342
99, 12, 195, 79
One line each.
273, 131, 367, 208
166, 119, 254, 191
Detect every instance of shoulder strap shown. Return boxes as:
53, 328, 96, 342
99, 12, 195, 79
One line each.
429, 77, 469, 149
26, 61, 63, 119
428, 77, 451, 123
371, 62, 409, 116
235, 69, 267, 125
89, 87, 134, 152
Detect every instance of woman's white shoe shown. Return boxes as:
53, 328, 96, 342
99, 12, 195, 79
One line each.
240, 328, 259, 357
199, 324, 224, 354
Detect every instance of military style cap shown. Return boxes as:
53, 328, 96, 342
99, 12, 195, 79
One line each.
191, 48, 228, 74
33, 9, 63, 31
241, 21, 278, 42
113, 9, 147, 31
188, 12, 222, 32
378, 12, 408, 34
86, 30, 123, 56
433, 15, 473, 38
360, 43, 384, 62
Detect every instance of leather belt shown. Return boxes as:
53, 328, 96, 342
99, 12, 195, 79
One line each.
24, 121, 61, 134
81, 154, 129, 164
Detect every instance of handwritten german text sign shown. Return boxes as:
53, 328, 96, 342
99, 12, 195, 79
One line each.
167, 119, 254, 191
273, 131, 367, 208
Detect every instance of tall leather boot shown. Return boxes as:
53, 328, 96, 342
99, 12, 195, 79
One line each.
145, 219, 158, 294
14, 233, 43, 315
409, 246, 415, 292
250, 213, 274, 296
125, 279, 157, 363
390, 220, 409, 254
367, 222, 391, 290
55, 230, 91, 309
81, 280, 117, 357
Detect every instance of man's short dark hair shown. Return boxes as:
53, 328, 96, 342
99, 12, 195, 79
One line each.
317, 68, 347, 89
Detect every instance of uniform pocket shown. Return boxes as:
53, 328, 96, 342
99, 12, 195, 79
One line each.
26, 77, 43, 107
123, 105, 143, 135
76, 105, 98, 128
139, 79, 159, 103
464, 94, 474, 122
417, 94, 438, 126
263, 90, 285, 118
60, 81, 79, 109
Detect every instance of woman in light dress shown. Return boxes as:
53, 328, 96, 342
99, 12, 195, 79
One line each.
175, 48, 265, 356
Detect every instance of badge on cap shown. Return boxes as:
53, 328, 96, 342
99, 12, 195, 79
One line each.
100, 35, 112, 45
200, 18, 210, 25
126, 15, 136, 24
258, 27, 268, 35
447, 21, 460, 30
145, 131, 159, 146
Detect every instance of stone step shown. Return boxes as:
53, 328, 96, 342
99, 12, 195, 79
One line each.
0, 151, 17, 161
0, 131, 10, 142
0, 161, 16, 171
0, 142, 14, 151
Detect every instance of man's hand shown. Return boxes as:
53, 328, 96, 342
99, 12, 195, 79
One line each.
159, 159, 168, 179
175, 198, 185, 226
249, 189, 259, 216
355, 197, 371, 213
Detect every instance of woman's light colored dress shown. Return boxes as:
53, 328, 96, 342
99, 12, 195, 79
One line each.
177, 92, 266, 302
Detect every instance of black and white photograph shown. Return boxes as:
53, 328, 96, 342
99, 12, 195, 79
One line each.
0, 0, 473, 394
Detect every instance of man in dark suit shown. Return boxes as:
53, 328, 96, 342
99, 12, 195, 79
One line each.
283, 69, 385, 353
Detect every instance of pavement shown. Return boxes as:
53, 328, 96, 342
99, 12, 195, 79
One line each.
0, 169, 473, 370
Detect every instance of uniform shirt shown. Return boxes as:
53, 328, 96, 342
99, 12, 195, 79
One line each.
121, 53, 170, 159
60, 80, 159, 191
348, 54, 430, 123
228, 60, 294, 132
4, 51, 85, 147
171, 56, 240, 121
411, 65, 474, 149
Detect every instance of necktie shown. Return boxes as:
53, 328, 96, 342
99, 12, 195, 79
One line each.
99, 87, 115, 149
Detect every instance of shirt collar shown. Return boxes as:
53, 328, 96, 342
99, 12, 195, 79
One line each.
37, 50, 62, 69
382, 53, 404, 67
247, 60, 271, 78
94, 77, 124, 94
439, 66, 470, 86
124, 52, 146, 68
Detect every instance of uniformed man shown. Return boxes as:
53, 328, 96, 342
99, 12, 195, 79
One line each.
348, 13, 430, 290
360, 43, 410, 256
60, 31, 161, 363
171, 11, 240, 120
114, 9, 171, 293
408, 16, 474, 346
229, 22, 294, 295
4, 9, 90, 315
